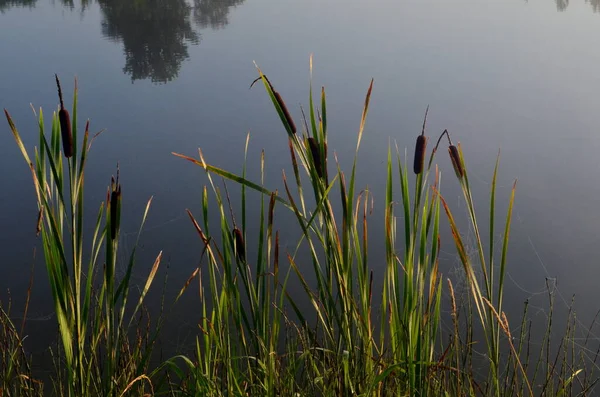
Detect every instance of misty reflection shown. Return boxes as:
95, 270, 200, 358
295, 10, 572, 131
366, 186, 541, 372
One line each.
99, 0, 199, 83
551, 0, 600, 12
193, 0, 243, 29
587, 0, 600, 12
0, 0, 37, 13
98, 0, 244, 83
59, 0, 91, 11
555, 0, 569, 11
0, 0, 244, 83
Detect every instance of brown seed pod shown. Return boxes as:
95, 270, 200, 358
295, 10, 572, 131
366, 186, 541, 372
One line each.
110, 177, 121, 240
274, 92, 296, 134
414, 106, 429, 175
448, 145, 463, 179
307, 137, 325, 180
413, 134, 427, 175
233, 227, 245, 262
55, 74, 73, 158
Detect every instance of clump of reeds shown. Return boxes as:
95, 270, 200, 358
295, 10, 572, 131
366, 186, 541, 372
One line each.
4, 67, 597, 397
4, 77, 175, 397
1, 285, 43, 397
171, 59, 594, 396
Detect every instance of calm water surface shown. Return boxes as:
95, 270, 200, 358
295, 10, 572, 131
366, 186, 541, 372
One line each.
2, 0, 600, 372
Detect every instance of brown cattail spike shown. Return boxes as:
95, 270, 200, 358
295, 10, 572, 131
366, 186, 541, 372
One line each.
413, 106, 429, 174
110, 173, 121, 240
55, 74, 73, 158
448, 145, 463, 179
274, 92, 297, 134
413, 135, 427, 174
307, 137, 325, 180
233, 227, 245, 262
444, 130, 463, 179
448, 145, 464, 179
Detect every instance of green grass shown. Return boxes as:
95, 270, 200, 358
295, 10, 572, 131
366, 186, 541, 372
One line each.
2, 65, 599, 396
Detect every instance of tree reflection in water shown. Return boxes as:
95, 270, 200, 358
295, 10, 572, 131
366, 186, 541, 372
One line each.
0, 0, 37, 13
193, 0, 243, 29
98, 0, 245, 83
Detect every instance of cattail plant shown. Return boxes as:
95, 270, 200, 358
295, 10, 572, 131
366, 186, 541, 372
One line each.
5, 77, 163, 397
413, 106, 429, 174
55, 74, 73, 158
169, 61, 598, 397
274, 92, 296, 134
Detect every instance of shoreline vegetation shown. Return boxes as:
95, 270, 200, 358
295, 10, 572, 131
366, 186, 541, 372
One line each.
2, 63, 598, 396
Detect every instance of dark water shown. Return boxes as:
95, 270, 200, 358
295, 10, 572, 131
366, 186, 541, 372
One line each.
2, 0, 600, 374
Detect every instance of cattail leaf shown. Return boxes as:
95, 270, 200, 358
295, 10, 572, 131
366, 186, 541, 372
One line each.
38, 122, 66, 207
77, 120, 90, 185
489, 151, 499, 295
497, 179, 516, 312
117, 197, 154, 312
347, 79, 375, 233
71, 77, 77, 163
287, 253, 334, 342
396, 145, 412, 253
173, 151, 292, 210
356, 79, 374, 153
291, 173, 339, 258
4, 109, 33, 166
288, 137, 307, 217
82, 202, 105, 330
309, 55, 318, 139
437, 189, 487, 328
321, 86, 327, 141
130, 251, 162, 322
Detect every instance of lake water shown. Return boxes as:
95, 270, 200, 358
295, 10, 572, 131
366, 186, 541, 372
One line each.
2, 0, 600, 375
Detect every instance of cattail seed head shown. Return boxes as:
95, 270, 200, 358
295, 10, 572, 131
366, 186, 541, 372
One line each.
233, 227, 245, 262
274, 92, 296, 134
307, 137, 325, 180
413, 134, 427, 174
58, 109, 73, 158
110, 177, 121, 240
448, 145, 463, 179
55, 74, 73, 158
